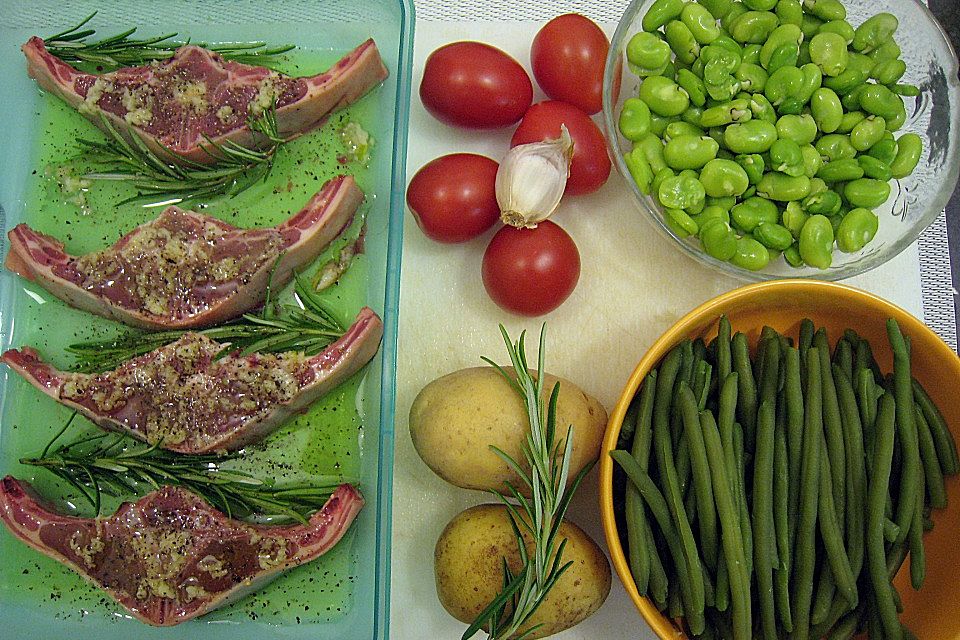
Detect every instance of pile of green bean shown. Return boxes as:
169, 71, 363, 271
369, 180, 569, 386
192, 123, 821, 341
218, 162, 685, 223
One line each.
611, 316, 958, 639
619, 0, 924, 271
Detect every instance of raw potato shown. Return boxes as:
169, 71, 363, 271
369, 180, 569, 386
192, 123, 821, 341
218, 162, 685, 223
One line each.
409, 367, 607, 492
434, 504, 611, 639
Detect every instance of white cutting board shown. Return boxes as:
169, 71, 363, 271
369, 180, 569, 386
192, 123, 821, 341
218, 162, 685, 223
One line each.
389, 21, 924, 640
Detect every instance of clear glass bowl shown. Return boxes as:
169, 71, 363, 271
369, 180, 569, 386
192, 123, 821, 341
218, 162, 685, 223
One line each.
602, 0, 960, 281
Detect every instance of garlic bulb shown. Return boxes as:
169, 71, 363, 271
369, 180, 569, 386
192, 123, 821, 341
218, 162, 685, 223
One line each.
496, 126, 573, 228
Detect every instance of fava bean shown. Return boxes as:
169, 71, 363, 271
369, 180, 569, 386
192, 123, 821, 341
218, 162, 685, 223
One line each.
643, 0, 685, 32
801, 144, 824, 177
700, 158, 751, 196
665, 20, 702, 65
809, 177, 828, 195
707, 195, 738, 210
885, 100, 907, 131
649, 112, 679, 136
805, 0, 846, 22
872, 59, 907, 86
641, 75, 692, 116
760, 24, 803, 69
732, 195, 779, 231
835, 110, 865, 134
659, 174, 707, 209
869, 39, 902, 63
637, 133, 669, 174
682, 2, 722, 44
742, 43, 763, 65
692, 204, 731, 228
765, 66, 805, 105
625, 148, 655, 194
844, 178, 891, 209
620, 98, 653, 141
700, 219, 740, 259
770, 138, 804, 171
822, 66, 867, 95
682, 105, 705, 127
836, 207, 879, 252
799, 214, 835, 268
784, 242, 804, 266
665, 121, 706, 140
775, 0, 803, 27
796, 63, 824, 102
725, 119, 779, 153
803, 189, 842, 215
809, 32, 849, 77
736, 153, 765, 184
858, 84, 900, 119
777, 113, 818, 145
754, 221, 794, 250
749, 93, 778, 122
853, 13, 899, 53
892, 83, 921, 97
652, 166, 676, 195
730, 10, 779, 44
721, 1, 749, 32
665, 135, 721, 169
867, 134, 898, 165
819, 19, 855, 43
678, 68, 708, 107
702, 98, 753, 127
699, 0, 734, 18
809, 88, 843, 133
743, 0, 776, 10
731, 235, 771, 270
628, 32, 672, 75
816, 134, 857, 161
850, 116, 886, 151
857, 155, 893, 181
666, 207, 700, 237
757, 173, 811, 201
801, 14, 824, 40
735, 62, 769, 92
777, 97, 805, 116
782, 200, 810, 237
817, 158, 864, 182
890, 133, 922, 179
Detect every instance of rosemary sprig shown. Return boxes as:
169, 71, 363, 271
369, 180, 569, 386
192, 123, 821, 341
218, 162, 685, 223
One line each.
463, 326, 593, 640
67, 272, 345, 373
21, 415, 347, 524
44, 12, 294, 71
77, 102, 286, 206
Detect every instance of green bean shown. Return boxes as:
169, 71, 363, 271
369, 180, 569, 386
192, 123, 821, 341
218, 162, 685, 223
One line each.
866, 393, 903, 640
773, 411, 794, 632
753, 399, 778, 639
717, 315, 733, 383
883, 518, 901, 543
733, 421, 753, 577
817, 340, 847, 531
913, 377, 960, 474
817, 436, 858, 607
653, 351, 706, 633
791, 347, 823, 640
908, 470, 926, 590
785, 345, 804, 523
833, 365, 866, 579
645, 514, 670, 608
700, 409, 751, 640
731, 332, 757, 446
887, 318, 919, 543
715, 549, 730, 613
612, 449, 703, 628
626, 373, 658, 593
680, 383, 720, 570
914, 405, 947, 508
811, 565, 837, 626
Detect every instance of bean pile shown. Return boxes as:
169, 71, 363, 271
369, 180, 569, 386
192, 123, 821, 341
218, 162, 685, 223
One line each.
612, 317, 958, 639
618, 0, 924, 271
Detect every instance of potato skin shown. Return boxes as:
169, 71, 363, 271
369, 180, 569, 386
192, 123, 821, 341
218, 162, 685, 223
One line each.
434, 504, 611, 639
409, 367, 607, 492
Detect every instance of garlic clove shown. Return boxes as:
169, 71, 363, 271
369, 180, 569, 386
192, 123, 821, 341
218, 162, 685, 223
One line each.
496, 125, 573, 228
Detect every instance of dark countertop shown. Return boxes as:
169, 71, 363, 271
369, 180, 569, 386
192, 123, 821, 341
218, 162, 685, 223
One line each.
930, 0, 960, 329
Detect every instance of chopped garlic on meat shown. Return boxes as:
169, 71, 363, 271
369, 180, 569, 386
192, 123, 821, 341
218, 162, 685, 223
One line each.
78, 78, 114, 115
173, 81, 209, 114
216, 105, 235, 123
249, 76, 278, 116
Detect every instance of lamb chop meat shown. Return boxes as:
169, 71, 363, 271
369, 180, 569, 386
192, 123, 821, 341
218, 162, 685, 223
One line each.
5, 175, 363, 329
0, 307, 383, 454
22, 36, 388, 165
0, 476, 363, 626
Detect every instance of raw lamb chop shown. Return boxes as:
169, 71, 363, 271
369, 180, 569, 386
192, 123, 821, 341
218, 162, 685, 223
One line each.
5, 175, 363, 330
0, 476, 363, 626
22, 36, 388, 165
0, 307, 383, 454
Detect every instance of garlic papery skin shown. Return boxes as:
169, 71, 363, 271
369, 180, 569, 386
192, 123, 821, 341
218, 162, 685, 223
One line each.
496, 125, 573, 228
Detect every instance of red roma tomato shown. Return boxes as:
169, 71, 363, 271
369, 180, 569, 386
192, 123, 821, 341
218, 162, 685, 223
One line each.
511, 101, 611, 196
420, 42, 533, 129
481, 221, 580, 316
531, 14, 609, 115
406, 154, 500, 243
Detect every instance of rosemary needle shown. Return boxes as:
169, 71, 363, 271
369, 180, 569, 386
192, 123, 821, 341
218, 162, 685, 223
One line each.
44, 12, 294, 71
21, 416, 348, 524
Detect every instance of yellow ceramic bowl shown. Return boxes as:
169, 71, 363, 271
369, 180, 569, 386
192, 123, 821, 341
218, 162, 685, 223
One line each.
599, 280, 960, 640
